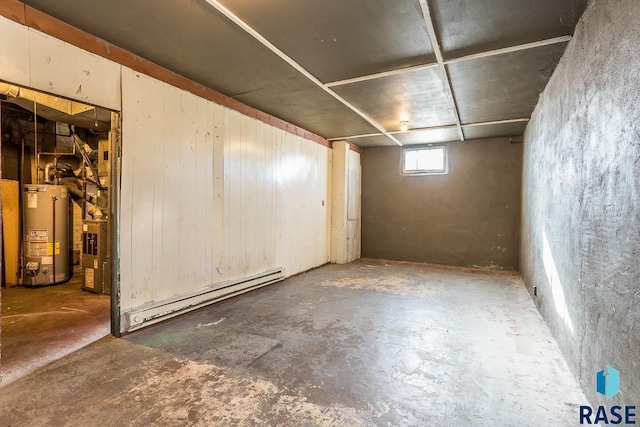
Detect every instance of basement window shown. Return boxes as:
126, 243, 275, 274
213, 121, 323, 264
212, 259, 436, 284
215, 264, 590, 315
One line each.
402, 145, 447, 175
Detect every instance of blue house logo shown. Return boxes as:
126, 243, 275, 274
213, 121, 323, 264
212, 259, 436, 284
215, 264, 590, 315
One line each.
597, 366, 620, 399
580, 366, 635, 424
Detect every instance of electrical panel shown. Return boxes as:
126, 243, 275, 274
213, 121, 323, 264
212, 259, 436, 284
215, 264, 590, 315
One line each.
82, 220, 110, 294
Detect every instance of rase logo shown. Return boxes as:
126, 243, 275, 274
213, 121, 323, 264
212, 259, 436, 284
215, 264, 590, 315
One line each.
580, 366, 636, 425
597, 366, 621, 399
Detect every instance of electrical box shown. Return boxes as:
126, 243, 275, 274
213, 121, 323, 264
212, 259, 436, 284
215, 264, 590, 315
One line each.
82, 220, 110, 294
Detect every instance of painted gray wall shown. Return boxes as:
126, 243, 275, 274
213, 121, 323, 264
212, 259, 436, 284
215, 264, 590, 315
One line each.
361, 138, 522, 269
521, 0, 640, 405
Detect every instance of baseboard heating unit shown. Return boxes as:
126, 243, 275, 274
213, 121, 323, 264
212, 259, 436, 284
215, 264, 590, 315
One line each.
126, 268, 285, 332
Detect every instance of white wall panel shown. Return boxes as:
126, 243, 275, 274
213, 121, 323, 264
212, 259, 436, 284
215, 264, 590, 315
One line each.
120, 69, 330, 324
150, 79, 166, 303
27, 29, 121, 110
274, 134, 330, 275
347, 150, 361, 221
0, 17, 31, 87
347, 150, 362, 261
158, 83, 182, 303
330, 142, 361, 264
177, 91, 198, 289
0, 17, 120, 110
211, 103, 225, 282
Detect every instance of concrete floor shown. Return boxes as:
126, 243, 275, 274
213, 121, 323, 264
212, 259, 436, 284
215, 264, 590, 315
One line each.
0, 259, 586, 426
0, 266, 111, 384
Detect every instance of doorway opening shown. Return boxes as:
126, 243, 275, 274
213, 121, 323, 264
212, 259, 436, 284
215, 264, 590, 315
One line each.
0, 82, 120, 384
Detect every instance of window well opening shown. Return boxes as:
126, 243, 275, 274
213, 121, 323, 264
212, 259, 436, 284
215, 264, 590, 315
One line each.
402, 145, 448, 175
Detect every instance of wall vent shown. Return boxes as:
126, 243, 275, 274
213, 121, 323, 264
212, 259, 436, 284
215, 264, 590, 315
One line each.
126, 268, 285, 332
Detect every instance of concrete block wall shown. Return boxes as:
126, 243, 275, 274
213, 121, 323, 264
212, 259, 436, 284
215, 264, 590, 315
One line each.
521, 0, 640, 405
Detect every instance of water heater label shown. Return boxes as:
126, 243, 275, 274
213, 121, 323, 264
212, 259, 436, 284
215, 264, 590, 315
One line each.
29, 229, 48, 241
47, 241, 61, 256
41, 256, 53, 265
28, 193, 38, 208
28, 242, 48, 257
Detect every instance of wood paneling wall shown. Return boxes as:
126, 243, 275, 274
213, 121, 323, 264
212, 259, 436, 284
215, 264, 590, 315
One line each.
120, 69, 331, 318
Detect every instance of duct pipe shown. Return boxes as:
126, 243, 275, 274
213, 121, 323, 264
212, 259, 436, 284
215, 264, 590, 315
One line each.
59, 176, 105, 219
87, 205, 103, 219
44, 163, 55, 184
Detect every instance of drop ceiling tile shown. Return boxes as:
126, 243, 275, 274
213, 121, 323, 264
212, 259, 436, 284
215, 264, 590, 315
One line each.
430, 0, 588, 58
332, 67, 457, 132
463, 122, 528, 141
449, 43, 568, 124
219, 0, 436, 83
395, 128, 461, 145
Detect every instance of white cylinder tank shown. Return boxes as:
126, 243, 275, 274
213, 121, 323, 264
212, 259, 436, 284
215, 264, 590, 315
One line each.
22, 184, 70, 286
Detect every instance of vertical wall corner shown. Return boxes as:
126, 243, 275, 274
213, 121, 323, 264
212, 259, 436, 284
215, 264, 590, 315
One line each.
330, 141, 361, 264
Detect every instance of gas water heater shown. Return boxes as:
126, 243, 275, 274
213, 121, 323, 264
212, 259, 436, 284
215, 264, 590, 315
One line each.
22, 184, 70, 286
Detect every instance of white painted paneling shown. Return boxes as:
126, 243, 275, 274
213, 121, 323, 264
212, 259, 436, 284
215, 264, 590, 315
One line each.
330, 142, 348, 264
320, 149, 331, 263
150, 78, 166, 302
27, 29, 121, 110
347, 150, 362, 261
347, 220, 361, 262
274, 134, 331, 275
330, 142, 361, 264
159, 80, 182, 305
128, 71, 156, 307
347, 150, 361, 221
211, 103, 225, 281
120, 69, 330, 326
177, 90, 198, 290
0, 17, 120, 110
0, 17, 31, 87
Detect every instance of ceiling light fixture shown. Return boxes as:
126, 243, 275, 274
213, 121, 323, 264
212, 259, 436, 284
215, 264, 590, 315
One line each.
400, 121, 409, 132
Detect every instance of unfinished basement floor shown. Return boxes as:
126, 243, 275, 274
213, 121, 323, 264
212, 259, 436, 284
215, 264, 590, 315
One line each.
0, 259, 585, 426
0, 266, 111, 384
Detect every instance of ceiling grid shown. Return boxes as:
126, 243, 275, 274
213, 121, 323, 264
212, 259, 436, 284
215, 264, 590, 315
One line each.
20, 0, 588, 148
203, 0, 403, 146
418, 0, 465, 141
